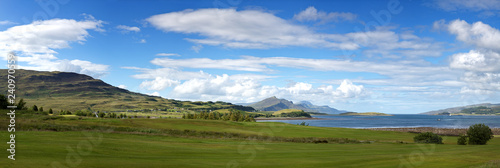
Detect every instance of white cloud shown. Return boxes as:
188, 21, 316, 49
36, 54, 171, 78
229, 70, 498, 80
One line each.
433, 0, 500, 12
446, 19, 500, 50
0, 18, 108, 78
118, 85, 127, 89
0, 18, 104, 54
146, 8, 443, 58
450, 50, 500, 72
0, 20, 16, 25
146, 8, 354, 50
294, 6, 357, 23
335, 80, 366, 98
286, 82, 313, 94
319, 80, 365, 98
139, 39, 146, 43
116, 25, 140, 32
146, 92, 161, 97
140, 77, 180, 90
150, 56, 454, 81
126, 67, 210, 80
442, 19, 500, 96
191, 44, 203, 53
156, 53, 180, 56
169, 72, 366, 103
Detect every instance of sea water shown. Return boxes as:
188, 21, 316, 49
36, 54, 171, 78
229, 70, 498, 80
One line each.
257, 114, 500, 128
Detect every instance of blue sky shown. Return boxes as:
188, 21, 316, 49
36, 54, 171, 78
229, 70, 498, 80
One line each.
1, 0, 500, 114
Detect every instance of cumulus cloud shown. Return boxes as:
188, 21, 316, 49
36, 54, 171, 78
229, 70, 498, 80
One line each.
294, 6, 357, 23
140, 77, 180, 91
446, 19, 500, 50
169, 72, 366, 103
335, 80, 366, 98
450, 50, 500, 72
0, 18, 109, 78
440, 19, 500, 95
116, 25, 140, 32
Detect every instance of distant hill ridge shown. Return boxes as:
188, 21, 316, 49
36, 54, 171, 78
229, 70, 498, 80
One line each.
249, 96, 341, 114
421, 103, 500, 115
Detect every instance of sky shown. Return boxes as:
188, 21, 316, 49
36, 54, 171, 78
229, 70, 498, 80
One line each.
1, 0, 500, 114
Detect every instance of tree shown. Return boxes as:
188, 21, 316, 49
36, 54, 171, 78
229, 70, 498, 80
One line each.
16, 98, 26, 110
49, 108, 53, 114
457, 134, 468, 145
467, 124, 494, 145
413, 132, 443, 144
39, 107, 44, 112
32, 105, 38, 111
0, 94, 8, 109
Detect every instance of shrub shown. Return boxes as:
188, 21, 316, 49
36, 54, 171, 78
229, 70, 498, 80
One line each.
413, 132, 443, 144
457, 134, 468, 145
467, 124, 494, 145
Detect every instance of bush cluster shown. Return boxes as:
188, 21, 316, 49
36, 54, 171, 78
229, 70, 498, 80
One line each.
457, 124, 494, 145
413, 132, 443, 144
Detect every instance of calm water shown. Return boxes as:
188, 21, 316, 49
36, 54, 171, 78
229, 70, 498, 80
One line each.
257, 114, 500, 128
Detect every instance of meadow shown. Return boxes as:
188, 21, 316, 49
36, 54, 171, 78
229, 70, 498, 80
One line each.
1, 110, 499, 168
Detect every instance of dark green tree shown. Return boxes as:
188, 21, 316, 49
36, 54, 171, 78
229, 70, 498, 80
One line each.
457, 134, 468, 145
49, 108, 53, 114
0, 94, 8, 109
32, 105, 38, 111
16, 98, 26, 110
413, 132, 443, 144
467, 124, 494, 145
39, 107, 44, 112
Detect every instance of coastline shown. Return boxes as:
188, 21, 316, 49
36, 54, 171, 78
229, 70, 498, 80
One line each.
365, 127, 500, 136
255, 117, 324, 120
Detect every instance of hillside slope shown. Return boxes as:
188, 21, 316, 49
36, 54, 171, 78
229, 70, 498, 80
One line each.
421, 103, 500, 115
0, 69, 253, 112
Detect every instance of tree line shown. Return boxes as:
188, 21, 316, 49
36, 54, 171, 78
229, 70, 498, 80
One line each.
182, 109, 256, 122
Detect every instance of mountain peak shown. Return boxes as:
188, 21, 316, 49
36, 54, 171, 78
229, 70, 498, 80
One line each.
249, 97, 341, 114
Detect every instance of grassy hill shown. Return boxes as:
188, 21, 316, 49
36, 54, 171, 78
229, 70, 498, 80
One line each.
422, 103, 500, 115
0, 69, 254, 112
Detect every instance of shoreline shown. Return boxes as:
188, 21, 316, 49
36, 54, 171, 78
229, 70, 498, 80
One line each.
365, 127, 500, 136
255, 117, 324, 120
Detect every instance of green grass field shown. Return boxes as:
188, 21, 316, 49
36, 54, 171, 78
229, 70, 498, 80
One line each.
1, 110, 499, 167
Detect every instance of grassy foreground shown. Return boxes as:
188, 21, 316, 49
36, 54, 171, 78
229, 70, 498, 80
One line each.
1, 111, 499, 167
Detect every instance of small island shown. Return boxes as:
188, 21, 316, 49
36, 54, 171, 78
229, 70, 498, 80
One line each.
339, 112, 393, 116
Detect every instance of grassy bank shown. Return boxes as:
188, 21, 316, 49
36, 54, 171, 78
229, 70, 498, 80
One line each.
1, 110, 499, 167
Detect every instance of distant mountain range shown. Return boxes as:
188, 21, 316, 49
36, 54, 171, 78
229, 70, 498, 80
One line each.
246, 96, 343, 114
421, 103, 500, 115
